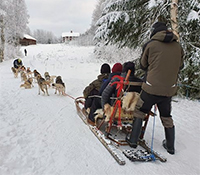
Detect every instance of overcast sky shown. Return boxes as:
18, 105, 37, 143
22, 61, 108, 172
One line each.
25, 0, 97, 37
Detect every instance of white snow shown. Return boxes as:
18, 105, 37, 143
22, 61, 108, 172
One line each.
187, 10, 200, 21
0, 44, 200, 175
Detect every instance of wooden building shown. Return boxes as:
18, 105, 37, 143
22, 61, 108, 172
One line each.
62, 31, 80, 42
20, 34, 37, 46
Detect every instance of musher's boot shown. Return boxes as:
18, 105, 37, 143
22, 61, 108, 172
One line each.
162, 126, 175, 155
126, 117, 143, 148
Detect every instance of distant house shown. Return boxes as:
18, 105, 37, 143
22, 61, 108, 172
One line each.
62, 31, 80, 42
20, 34, 37, 46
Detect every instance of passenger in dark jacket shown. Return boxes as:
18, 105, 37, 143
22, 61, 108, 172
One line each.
83, 63, 111, 111
13, 59, 23, 69
126, 22, 184, 155
87, 63, 123, 125
101, 61, 143, 110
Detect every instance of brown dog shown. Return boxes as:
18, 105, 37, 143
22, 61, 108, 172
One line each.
33, 69, 41, 82
20, 78, 34, 89
21, 71, 27, 82
55, 76, 65, 87
11, 67, 20, 78
44, 72, 52, 87
52, 83, 65, 95
37, 75, 49, 96
26, 67, 32, 77
55, 76, 66, 95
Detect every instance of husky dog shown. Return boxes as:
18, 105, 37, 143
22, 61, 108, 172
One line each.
52, 83, 65, 95
11, 67, 20, 78
50, 75, 56, 83
20, 78, 34, 89
21, 71, 27, 82
55, 76, 65, 87
20, 66, 26, 72
36, 75, 49, 96
26, 67, 32, 77
55, 76, 66, 94
33, 69, 41, 82
44, 72, 50, 81
44, 72, 52, 87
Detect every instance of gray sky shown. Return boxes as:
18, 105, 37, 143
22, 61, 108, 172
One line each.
25, 0, 97, 37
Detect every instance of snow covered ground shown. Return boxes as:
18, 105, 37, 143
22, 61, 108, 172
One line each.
0, 44, 200, 175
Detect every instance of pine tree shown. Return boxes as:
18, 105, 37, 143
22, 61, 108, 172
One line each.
177, 0, 200, 98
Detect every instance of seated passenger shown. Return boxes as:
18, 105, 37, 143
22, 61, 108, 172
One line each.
87, 63, 123, 125
83, 63, 111, 113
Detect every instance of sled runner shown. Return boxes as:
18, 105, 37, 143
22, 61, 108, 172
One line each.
75, 97, 167, 165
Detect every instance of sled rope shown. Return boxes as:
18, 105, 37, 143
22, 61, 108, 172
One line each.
64, 93, 76, 100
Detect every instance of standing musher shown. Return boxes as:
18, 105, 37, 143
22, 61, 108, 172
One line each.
126, 22, 184, 155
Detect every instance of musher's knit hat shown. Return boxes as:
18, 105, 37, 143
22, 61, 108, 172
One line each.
150, 22, 168, 38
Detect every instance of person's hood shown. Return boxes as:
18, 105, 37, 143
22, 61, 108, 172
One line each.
151, 31, 178, 43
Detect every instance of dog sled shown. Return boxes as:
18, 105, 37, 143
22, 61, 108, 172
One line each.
75, 71, 167, 165
75, 97, 167, 165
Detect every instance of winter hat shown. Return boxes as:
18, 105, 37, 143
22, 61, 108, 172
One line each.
122, 61, 135, 74
100, 63, 111, 74
112, 63, 123, 73
150, 22, 167, 38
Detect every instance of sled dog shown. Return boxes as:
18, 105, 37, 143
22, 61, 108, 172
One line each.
55, 76, 65, 87
21, 71, 27, 82
52, 83, 66, 95
37, 75, 49, 96
20, 78, 34, 89
44, 72, 56, 87
33, 69, 41, 82
11, 67, 20, 78
26, 67, 33, 77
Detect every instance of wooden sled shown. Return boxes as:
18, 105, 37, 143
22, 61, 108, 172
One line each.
75, 96, 154, 146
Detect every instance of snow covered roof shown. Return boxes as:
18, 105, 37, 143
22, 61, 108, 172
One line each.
23, 34, 36, 41
62, 32, 80, 37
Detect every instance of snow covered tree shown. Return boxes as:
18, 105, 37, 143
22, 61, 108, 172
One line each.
0, 0, 28, 61
94, 0, 168, 48
0, 8, 6, 62
177, 0, 200, 98
33, 29, 58, 44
